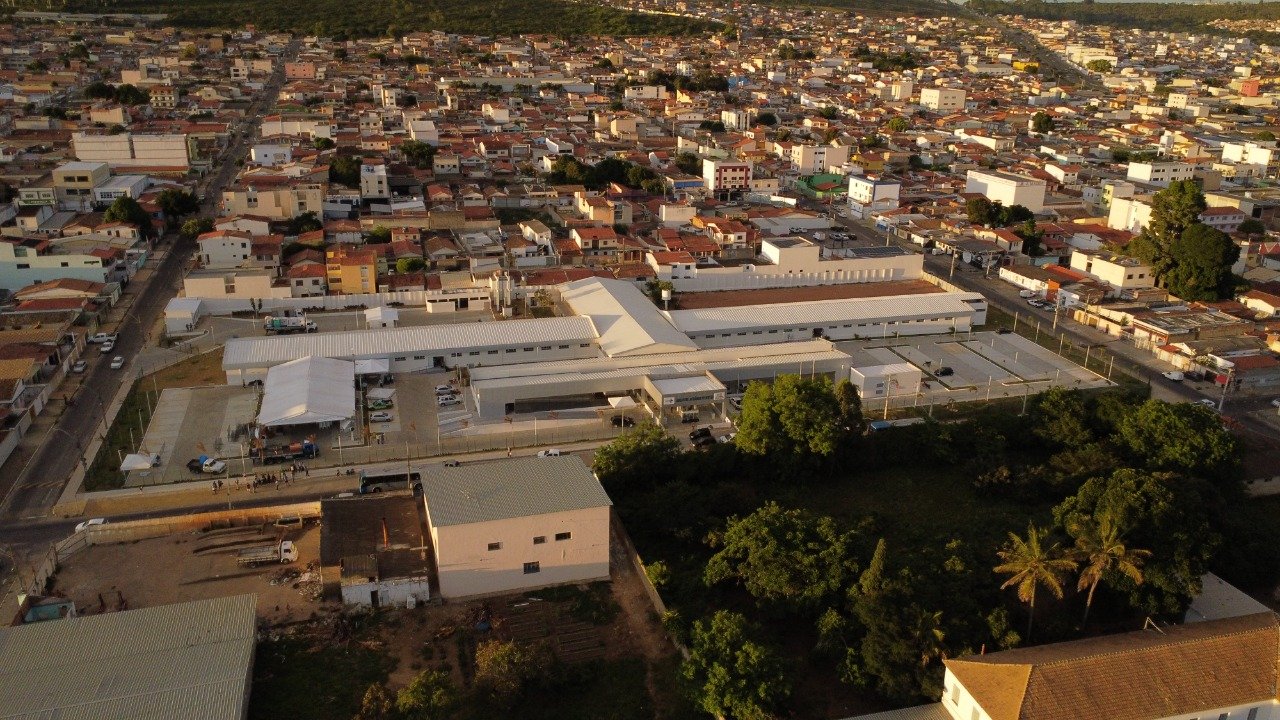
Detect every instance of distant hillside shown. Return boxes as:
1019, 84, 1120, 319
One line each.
15, 0, 724, 37
967, 0, 1280, 43
747, 0, 956, 17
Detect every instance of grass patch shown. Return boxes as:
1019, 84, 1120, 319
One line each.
82, 379, 156, 491
457, 657, 654, 720
527, 582, 619, 625
249, 635, 396, 720
151, 348, 225, 387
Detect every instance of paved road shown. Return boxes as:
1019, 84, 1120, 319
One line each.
0, 41, 298, 521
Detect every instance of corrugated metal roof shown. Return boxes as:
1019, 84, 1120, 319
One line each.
665, 293, 977, 334
223, 316, 597, 369
0, 594, 256, 720
837, 703, 952, 720
560, 277, 699, 357
423, 456, 611, 527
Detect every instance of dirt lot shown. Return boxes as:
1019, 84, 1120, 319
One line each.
150, 349, 226, 388
52, 522, 325, 624
673, 277, 942, 309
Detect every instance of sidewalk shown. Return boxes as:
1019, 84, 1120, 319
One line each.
66, 437, 614, 518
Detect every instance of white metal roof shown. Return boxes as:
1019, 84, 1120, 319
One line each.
664, 293, 977, 334
423, 456, 612, 527
223, 316, 596, 369
0, 594, 256, 720
650, 375, 725, 396
560, 277, 698, 357
258, 355, 355, 427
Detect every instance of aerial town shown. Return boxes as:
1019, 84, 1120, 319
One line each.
1, 0, 1280, 718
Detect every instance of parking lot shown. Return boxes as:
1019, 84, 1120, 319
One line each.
126, 385, 259, 487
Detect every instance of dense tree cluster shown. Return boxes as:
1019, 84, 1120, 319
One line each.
965, 197, 1035, 228
83, 81, 150, 106
48, 0, 722, 38
1127, 181, 1241, 301
544, 155, 666, 195
969, 0, 1280, 45
594, 383, 1278, 711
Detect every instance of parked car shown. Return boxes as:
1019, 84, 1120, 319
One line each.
1162, 371, 1185, 382
997, 328, 1012, 335
537, 449, 566, 457
693, 434, 718, 448
689, 427, 713, 442
1198, 399, 1218, 409
443, 459, 461, 467
1018, 290, 1036, 299
680, 412, 699, 423
99, 340, 115, 354
109, 356, 125, 370
935, 366, 954, 377
717, 432, 737, 444
1271, 398, 1280, 408
611, 415, 635, 428
368, 399, 394, 410
434, 385, 454, 395
370, 411, 394, 422
86, 332, 117, 345
74, 517, 107, 533
71, 360, 87, 373
437, 396, 461, 407
186, 457, 225, 474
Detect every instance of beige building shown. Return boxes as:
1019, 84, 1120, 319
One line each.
1068, 249, 1154, 297
51, 161, 109, 211
422, 456, 612, 600
220, 183, 324, 221
72, 132, 190, 170
182, 268, 291, 301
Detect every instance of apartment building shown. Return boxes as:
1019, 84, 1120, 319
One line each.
325, 246, 378, 295
221, 183, 324, 221
1127, 161, 1195, 187
703, 159, 752, 196
1068, 249, 1154, 297
965, 170, 1046, 213
920, 87, 966, 112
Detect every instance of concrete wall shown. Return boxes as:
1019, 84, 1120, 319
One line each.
431, 506, 610, 600
687, 313, 973, 348
341, 575, 431, 608
193, 289, 491, 315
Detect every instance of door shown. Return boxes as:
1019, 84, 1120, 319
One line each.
370, 590, 380, 609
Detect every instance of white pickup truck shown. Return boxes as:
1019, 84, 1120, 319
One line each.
236, 540, 298, 566
87, 332, 119, 344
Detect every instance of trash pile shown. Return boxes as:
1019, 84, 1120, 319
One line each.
292, 563, 322, 601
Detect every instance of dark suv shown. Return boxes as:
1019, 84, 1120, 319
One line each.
689, 427, 713, 442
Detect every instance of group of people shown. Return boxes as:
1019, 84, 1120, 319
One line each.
211, 462, 310, 494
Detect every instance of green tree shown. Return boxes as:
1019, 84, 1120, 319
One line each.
1117, 399, 1239, 483
401, 139, 435, 168
756, 111, 777, 126
286, 211, 323, 236
396, 669, 457, 720
966, 197, 995, 226
329, 155, 362, 187
885, 116, 910, 133
1165, 223, 1240, 301
734, 375, 844, 458
1238, 218, 1266, 236
1127, 180, 1207, 285
104, 196, 154, 239
84, 81, 115, 100
1029, 386, 1093, 449
704, 502, 861, 614
1031, 111, 1055, 133
1086, 59, 1113, 73
698, 120, 727, 133
994, 523, 1077, 639
834, 378, 866, 437
1069, 515, 1150, 626
592, 421, 682, 495
367, 226, 392, 244
1254, 130, 1276, 142
180, 216, 215, 241
1054, 468, 1220, 617
314, 137, 336, 150
474, 639, 553, 704
395, 257, 425, 273
157, 188, 199, 223
113, 83, 150, 105
682, 611, 790, 720
674, 152, 702, 175
354, 683, 396, 720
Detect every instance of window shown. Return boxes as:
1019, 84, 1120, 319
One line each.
533, 536, 546, 544
523, 561, 540, 574
487, 542, 502, 551
555, 532, 572, 542
558, 344, 569, 349
469, 351, 479, 356
488, 350, 498, 355
506, 348, 516, 353
394, 356, 407, 361
1248, 709, 1259, 720
413, 355, 425, 360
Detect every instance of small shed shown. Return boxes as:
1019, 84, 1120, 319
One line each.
163, 297, 204, 336
850, 362, 922, 399
364, 306, 400, 329
321, 495, 433, 609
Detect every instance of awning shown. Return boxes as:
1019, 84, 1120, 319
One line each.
608, 396, 637, 409
119, 453, 157, 471
355, 358, 390, 375
258, 355, 356, 427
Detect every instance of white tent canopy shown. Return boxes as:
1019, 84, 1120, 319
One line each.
354, 357, 390, 375
258, 355, 356, 427
119, 452, 158, 472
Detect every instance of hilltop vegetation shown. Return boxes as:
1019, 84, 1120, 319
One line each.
969, 0, 1280, 44
751, 0, 954, 18
17, 0, 723, 38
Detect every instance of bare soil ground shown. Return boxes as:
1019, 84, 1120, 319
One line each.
673, 278, 942, 309
150, 349, 226, 388
51, 523, 325, 624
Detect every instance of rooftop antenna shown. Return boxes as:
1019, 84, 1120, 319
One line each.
1142, 617, 1166, 634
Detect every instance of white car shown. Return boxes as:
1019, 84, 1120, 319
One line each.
71, 360, 87, 374
717, 432, 737, 444
1018, 290, 1036, 299
1198, 399, 1218, 409
370, 411, 394, 423
74, 517, 107, 533
437, 396, 461, 407
99, 340, 115, 354
86, 332, 117, 345
1162, 371, 1184, 382
537, 449, 566, 457
109, 356, 125, 370
435, 385, 454, 395
1271, 398, 1280, 408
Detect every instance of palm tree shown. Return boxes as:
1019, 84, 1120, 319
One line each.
995, 523, 1077, 640
1069, 516, 1151, 627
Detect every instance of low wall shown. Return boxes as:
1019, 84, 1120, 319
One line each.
192, 289, 490, 316
83, 501, 322, 544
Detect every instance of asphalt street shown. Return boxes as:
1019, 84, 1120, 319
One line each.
0, 41, 298, 522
